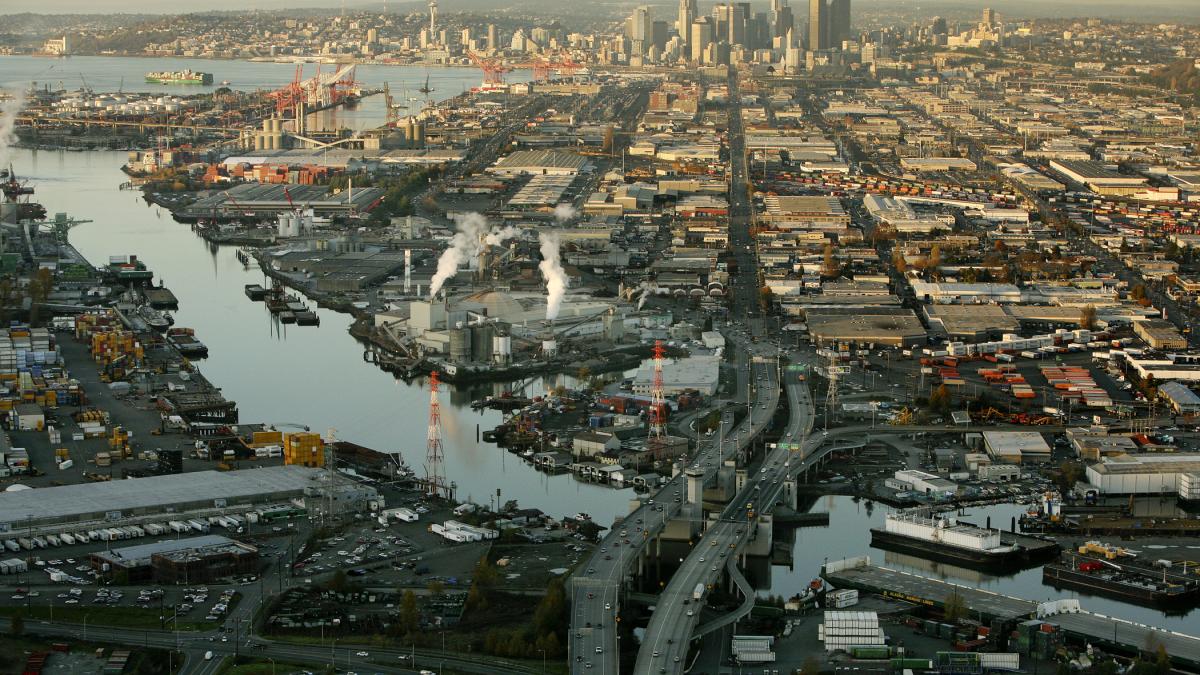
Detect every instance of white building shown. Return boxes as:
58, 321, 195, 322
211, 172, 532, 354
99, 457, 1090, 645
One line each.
983, 431, 1050, 464
633, 354, 720, 395
1086, 454, 1200, 496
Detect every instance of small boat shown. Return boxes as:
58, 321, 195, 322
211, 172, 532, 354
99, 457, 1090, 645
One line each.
220, 79, 231, 86
137, 304, 172, 331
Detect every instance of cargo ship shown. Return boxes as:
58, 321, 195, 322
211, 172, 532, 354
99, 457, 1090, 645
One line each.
1043, 543, 1200, 610
870, 511, 1052, 572
145, 70, 213, 85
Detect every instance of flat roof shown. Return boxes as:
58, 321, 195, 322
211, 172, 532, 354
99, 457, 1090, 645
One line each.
93, 535, 249, 566
1091, 453, 1200, 475
983, 431, 1050, 455
0, 466, 325, 527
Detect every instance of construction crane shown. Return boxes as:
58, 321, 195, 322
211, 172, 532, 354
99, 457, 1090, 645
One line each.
418, 74, 435, 108
467, 50, 511, 89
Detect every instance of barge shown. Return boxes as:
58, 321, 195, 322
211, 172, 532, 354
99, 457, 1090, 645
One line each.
244, 284, 269, 301
870, 511, 1057, 572
166, 327, 209, 358
1043, 544, 1200, 610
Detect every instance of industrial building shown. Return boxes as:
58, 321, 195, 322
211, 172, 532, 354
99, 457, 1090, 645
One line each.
1133, 319, 1188, 350
899, 157, 978, 172
488, 150, 593, 176
982, 431, 1050, 464
862, 194, 953, 233
802, 308, 927, 348
1086, 454, 1200, 497
181, 183, 384, 220
758, 196, 850, 230
910, 281, 1022, 305
632, 354, 720, 395
91, 535, 259, 584
0, 466, 378, 531
1048, 160, 1149, 195
886, 469, 959, 497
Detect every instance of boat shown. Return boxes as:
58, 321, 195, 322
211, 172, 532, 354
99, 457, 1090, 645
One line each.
244, 284, 269, 301
145, 70, 213, 85
295, 311, 320, 326
220, 80, 231, 86
1043, 549, 1200, 610
279, 311, 297, 324
105, 254, 154, 285
870, 510, 1041, 571
137, 305, 172, 331
166, 327, 208, 358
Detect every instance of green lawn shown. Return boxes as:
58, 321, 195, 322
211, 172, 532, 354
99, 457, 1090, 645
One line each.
0, 604, 218, 631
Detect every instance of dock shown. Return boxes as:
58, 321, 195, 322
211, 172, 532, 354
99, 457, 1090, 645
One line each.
822, 557, 1200, 669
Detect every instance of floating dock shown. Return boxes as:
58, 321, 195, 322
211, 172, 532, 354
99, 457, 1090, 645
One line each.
822, 557, 1200, 670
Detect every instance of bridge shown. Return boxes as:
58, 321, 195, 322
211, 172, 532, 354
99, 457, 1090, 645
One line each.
568, 348, 780, 674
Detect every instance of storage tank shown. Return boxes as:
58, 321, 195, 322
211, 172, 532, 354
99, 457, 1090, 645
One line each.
542, 339, 557, 357
492, 336, 512, 364
277, 213, 293, 237
449, 327, 471, 363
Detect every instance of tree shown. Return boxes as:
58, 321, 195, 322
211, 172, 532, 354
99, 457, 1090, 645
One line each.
427, 579, 445, 597
822, 243, 838, 278
893, 249, 907, 273
533, 578, 568, 637
800, 656, 821, 675
1080, 304, 1097, 331
9, 610, 23, 636
1131, 283, 1147, 301
1057, 460, 1084, 492
928, 384, 951, 415
576, 366, 591, 382
929, 243, 942, 271
943, 590, 966, 622
327, 569, 349, 593
399, 590, 419, 634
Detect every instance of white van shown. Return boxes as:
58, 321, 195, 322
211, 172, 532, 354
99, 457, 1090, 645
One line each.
204, 651, 214, 661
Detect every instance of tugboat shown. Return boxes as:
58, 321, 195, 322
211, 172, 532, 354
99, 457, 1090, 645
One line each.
137, 304, 173, 331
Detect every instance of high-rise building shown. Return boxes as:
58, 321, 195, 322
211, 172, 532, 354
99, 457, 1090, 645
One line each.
808, 0, 828, 50
830, 0, 851, 47
981, 7, 996, 27
711, 4, 729, 43
652, 20, 669, 52
728, 2, 750, 46
771, 0, 794, 39
809, 0, 849, 51
629, 5, 652, 52
678, 0, 697, 47
930, 16, 947, 35
690, 17, 713, 63
487, 24, 498, 51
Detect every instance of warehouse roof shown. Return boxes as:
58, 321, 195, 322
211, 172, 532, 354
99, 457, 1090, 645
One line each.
92, 535, 252, 567
492, 150, 591, 172
1090, 453, 1200, 475
0, 466, 326, 527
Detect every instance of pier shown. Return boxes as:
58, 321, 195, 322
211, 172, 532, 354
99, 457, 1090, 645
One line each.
822, 557, 1200, 669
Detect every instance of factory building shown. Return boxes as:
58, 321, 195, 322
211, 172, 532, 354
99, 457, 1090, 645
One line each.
1133, 319, 1188, 350
1048, 160, 1149, 196
91, 535, 259, 584
758, 196, 850, 230
1086, 454, 1200, 497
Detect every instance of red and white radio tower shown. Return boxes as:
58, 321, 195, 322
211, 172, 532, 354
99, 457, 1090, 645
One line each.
425, 371, 446, 499
648, 340, 667, 455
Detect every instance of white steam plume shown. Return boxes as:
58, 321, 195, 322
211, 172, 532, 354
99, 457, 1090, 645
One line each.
553, 203, 577, 223
637, 292, 648, 310
428, 212, 490, 298
538, 231, 568, 321
484, 225, 520, 247
0, 88, 27, 169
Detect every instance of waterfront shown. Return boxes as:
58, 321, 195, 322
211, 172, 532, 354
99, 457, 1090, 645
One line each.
0, 55, 530, 131
13, 146, 634, 525
768, 495, 1199, 632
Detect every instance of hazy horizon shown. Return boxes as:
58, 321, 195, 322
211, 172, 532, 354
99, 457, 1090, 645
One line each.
3, 0, 1199, 19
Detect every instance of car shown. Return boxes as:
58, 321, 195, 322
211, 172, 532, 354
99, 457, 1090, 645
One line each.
595, 647, 603, 654
653, 651, 660, 657
356, 651, 369, 657
605, 603, 611, 610
686, 610, 694, 617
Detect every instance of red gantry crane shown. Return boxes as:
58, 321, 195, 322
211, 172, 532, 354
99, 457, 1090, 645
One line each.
467, 50, 511, 89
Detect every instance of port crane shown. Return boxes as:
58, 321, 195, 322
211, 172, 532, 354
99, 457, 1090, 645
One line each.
466, 50, 510, 89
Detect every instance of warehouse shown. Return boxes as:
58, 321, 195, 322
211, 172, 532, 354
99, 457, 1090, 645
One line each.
0, 466, 376, 530
488, 150, 592, 176
91, 535, 259, 584
886, 469, 959, 497
1133, 319, 1188, 350
983, 431, 1050, 464
632, 354, 720, 395
803, 309, 928, 348
181, 183, 384, 220
1048, 160, 1148, 196
758, 196, 850, 230
1086, 454, 1200, 496
899, 157, 978, 172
